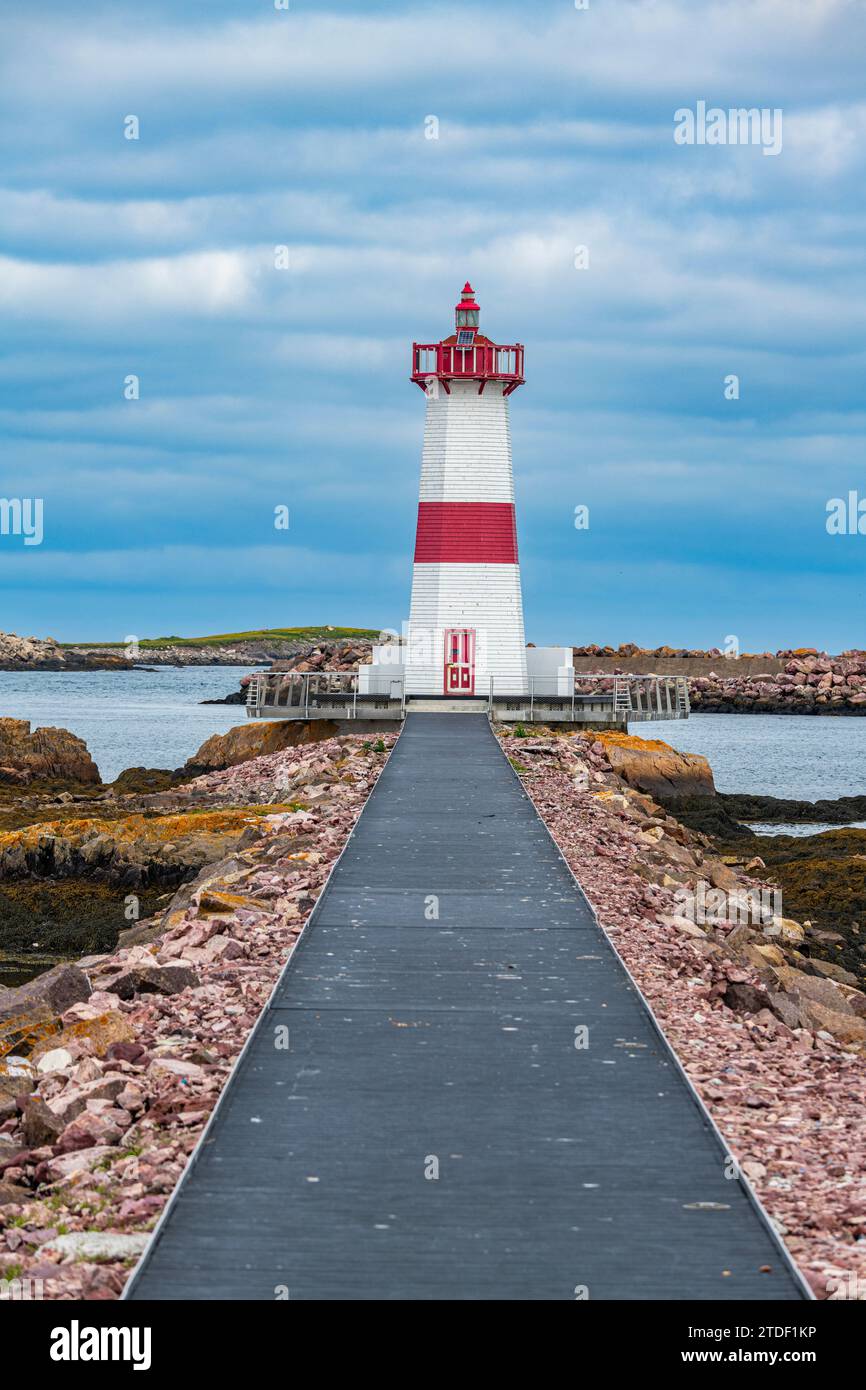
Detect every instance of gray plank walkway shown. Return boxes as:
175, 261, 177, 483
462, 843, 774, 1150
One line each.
127, 713, 806, 1301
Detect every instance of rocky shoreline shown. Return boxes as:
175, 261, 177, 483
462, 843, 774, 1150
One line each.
74, 641, 307, 668
0, 629, 375, 672
1, 714, 865, 1299
500, 729, 866, 1299
73, 635, 376, 670
0, 718, 351, 963
0, 634, 132, 673
0, 732, 395, 1298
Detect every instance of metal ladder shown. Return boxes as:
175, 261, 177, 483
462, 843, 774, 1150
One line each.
612, 676, 633, 715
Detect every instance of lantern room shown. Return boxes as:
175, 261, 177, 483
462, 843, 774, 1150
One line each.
411, 281, 525, 395
455, 281, 480, 338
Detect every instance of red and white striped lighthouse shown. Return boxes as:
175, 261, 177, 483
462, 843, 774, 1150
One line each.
402, 283, 528, 697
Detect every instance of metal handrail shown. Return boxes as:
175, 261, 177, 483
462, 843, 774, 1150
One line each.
411, 340, 524, 384
245, 669, 689, 722
246, 669, 405, 714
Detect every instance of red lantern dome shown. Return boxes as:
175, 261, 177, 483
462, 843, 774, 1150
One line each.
455, 281, 480, 331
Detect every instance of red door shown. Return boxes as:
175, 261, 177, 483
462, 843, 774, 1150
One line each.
444, 628, 475, 695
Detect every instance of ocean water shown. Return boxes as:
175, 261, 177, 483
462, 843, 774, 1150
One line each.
1, 674, 865, 802
641, 711, 866, 802
0, 666, 256, 781
744, 821, 866, 837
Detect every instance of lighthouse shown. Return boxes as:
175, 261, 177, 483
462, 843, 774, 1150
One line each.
401, 283, 528, 697
359, 283, 573, 703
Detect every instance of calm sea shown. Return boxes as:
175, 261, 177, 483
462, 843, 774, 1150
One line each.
641, 711, 866, 802
0, 673, 863, 801
0, 666, 256, 781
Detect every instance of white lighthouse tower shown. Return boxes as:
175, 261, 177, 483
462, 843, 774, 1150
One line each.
359, 283, 573, 703
403, 283, 527, 697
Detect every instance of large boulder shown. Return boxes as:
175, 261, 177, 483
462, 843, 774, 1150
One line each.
91, 959, 199, 1000
0, 718, 100, 786
0, 964, 92, 1036
587, 733, 716, 802
30, 1009, 134, 1062
185, 720, 339, 774
0, 965, 92, 1065
22, 1095, 65, 1147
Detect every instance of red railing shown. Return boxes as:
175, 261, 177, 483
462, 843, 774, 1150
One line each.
411, 341, 524, 394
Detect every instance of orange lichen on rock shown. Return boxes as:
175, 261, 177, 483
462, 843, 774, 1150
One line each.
0, 806, 294, 855
581, 730, 675, 754
581, 731, 715, 801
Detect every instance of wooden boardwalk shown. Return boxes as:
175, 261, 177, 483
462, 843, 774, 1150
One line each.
126, 714, 807, 1301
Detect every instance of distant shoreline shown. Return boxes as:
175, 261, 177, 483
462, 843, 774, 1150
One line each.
0, 626, 378, 671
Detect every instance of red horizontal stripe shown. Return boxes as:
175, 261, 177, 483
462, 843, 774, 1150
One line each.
414, 501, 518, 563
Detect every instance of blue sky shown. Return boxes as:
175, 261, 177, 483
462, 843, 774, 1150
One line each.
1, 0, 864, 649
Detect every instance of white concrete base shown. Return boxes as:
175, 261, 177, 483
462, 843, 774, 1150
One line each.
358, 641, 574, 700
526, 645, 575, 697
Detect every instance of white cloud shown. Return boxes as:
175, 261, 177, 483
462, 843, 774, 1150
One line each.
0, 249, 254, 319
0, 543, 404, 589
2, 2, 862, 112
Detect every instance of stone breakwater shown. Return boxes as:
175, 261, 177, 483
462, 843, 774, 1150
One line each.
689, 653, 866, 714
0, 732, 395, 1299
572, 650, 866, 715
268, 639, 373, 674
499, 730, 866, 1299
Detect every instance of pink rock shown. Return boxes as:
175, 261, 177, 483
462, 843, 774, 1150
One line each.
148, 1057, 206, 1083
57, 1109, 124, 1153
47, 1073, 128, 1124
39, 1145, 116, 1181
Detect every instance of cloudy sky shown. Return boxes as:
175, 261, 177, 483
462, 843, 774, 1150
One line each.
1, 0, 864, 648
